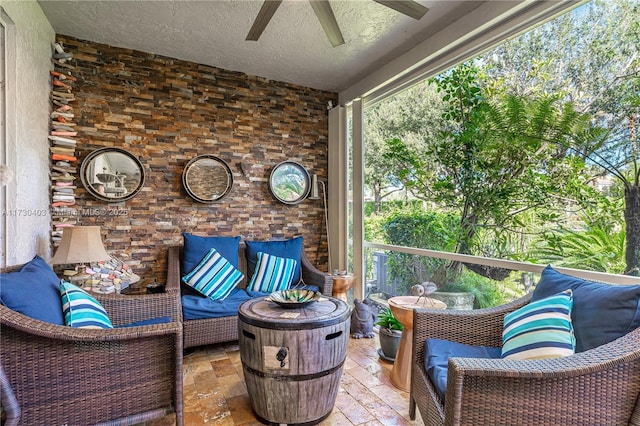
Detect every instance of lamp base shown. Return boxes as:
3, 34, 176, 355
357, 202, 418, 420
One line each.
68, 266, 92, 288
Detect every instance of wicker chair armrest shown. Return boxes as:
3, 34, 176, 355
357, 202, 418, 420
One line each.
96, 292, 182, 325
443, 328, 640, 425
301, 250, 333, 296
1, 305, 181, 342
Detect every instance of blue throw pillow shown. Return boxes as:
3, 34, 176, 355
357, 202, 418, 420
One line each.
182, 233, 240, 274
247, 252, 297, 293
425, 338, 502, 402
245, 236, 303, 285
60, 280, 113, 329
532, 265, 640, 352
502, 290, 575, 360
182, 248, 244, 300
0, 255, 64, 325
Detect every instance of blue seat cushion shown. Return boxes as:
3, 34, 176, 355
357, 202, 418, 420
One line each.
532, 265, 640, 352
118, 316, 172, 328
425, 338, 502, 402
245, 236, 303, 285
182, 287, 268, 320
182, 233, 240, 273
0, 255, 64, 325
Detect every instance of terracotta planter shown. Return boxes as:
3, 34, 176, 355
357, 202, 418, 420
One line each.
430, 291, 475, 310
378, 327, 402, 361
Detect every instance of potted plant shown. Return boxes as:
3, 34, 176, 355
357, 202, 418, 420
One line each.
375, 307, 403, 361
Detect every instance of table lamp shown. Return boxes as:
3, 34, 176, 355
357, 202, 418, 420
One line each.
51, 226, 111, 286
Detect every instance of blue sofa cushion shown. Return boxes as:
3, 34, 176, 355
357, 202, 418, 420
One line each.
0, 255, 64, 325
532, 265, 640, 352
425, 338, 502, 402
245, 236, 303, 285
182, 287, 269, 320
182, 233, 241, 273
118, 316, 171, 328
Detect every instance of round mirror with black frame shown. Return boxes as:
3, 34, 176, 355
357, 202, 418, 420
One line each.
269, 161, 311, 205
182, 155, 234, 203
80, 147, 145, 203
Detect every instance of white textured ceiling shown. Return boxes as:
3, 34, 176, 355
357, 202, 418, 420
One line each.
38, 0, 484, 93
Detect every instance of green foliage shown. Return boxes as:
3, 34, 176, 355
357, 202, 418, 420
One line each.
363, 1, 636, 275
380, 210, 460, 292
386, 63, 602, 265
364, 82, 445, 212
479, 0, 639, 274
375, 307, 403, 331
532, 227, 627, 274
442, 270, 508, 309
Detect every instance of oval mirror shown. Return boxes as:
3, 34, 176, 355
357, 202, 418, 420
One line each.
182, 155, 233, 203
269, 161, 311, 205
80, 147, 145, 202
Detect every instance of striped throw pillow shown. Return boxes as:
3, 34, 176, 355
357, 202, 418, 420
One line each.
502, 290, 575, 360
247, 252, 297, 293
60, 280, 113, 329
182, 248, 244, 300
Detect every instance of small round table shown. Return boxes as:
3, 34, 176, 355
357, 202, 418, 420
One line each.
331, 274, 357, 303
388, 295, 447, 392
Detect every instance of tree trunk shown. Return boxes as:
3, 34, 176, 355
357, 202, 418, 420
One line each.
457, 213, 512, 280
624, 184, 640, 276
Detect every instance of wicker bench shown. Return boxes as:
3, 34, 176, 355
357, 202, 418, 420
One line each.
166, 244, 333, 349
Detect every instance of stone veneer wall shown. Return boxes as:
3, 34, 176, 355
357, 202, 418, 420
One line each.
56, 35, 337, 281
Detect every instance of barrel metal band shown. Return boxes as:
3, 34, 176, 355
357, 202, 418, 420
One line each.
243, 358, 345, 381
238, 309, 351, 329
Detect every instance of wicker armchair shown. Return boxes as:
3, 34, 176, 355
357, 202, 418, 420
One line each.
1, 290, 184, 426
410, 293, 640, 426
167, 243, 333, 349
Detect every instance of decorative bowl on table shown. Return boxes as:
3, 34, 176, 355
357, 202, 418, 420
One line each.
269, 289, 321, 308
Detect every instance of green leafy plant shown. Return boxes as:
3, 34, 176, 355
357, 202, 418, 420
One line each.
375, 307, 403, 331
440, 270, 508, 309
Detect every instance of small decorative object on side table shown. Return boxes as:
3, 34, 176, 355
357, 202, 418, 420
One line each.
331, 271, 356, 304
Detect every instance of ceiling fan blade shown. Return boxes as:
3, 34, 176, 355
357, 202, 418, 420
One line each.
373, 0, 429, 20
309, 0, 345, 47
246, 0, 283, 41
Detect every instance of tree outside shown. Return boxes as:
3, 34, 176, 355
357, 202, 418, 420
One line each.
363, 0, 640, 303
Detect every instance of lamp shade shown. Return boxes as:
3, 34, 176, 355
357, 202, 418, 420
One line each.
51, 226, 111, 265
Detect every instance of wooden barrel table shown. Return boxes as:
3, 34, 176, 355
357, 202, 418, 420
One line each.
238, 296, 350, 425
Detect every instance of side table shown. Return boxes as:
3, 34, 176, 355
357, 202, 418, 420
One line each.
388, 295, 446, 391
331, 274, 356, 304
238, 296, 350, 425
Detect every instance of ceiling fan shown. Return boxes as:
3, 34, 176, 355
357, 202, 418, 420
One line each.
246, 0, 429, 48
